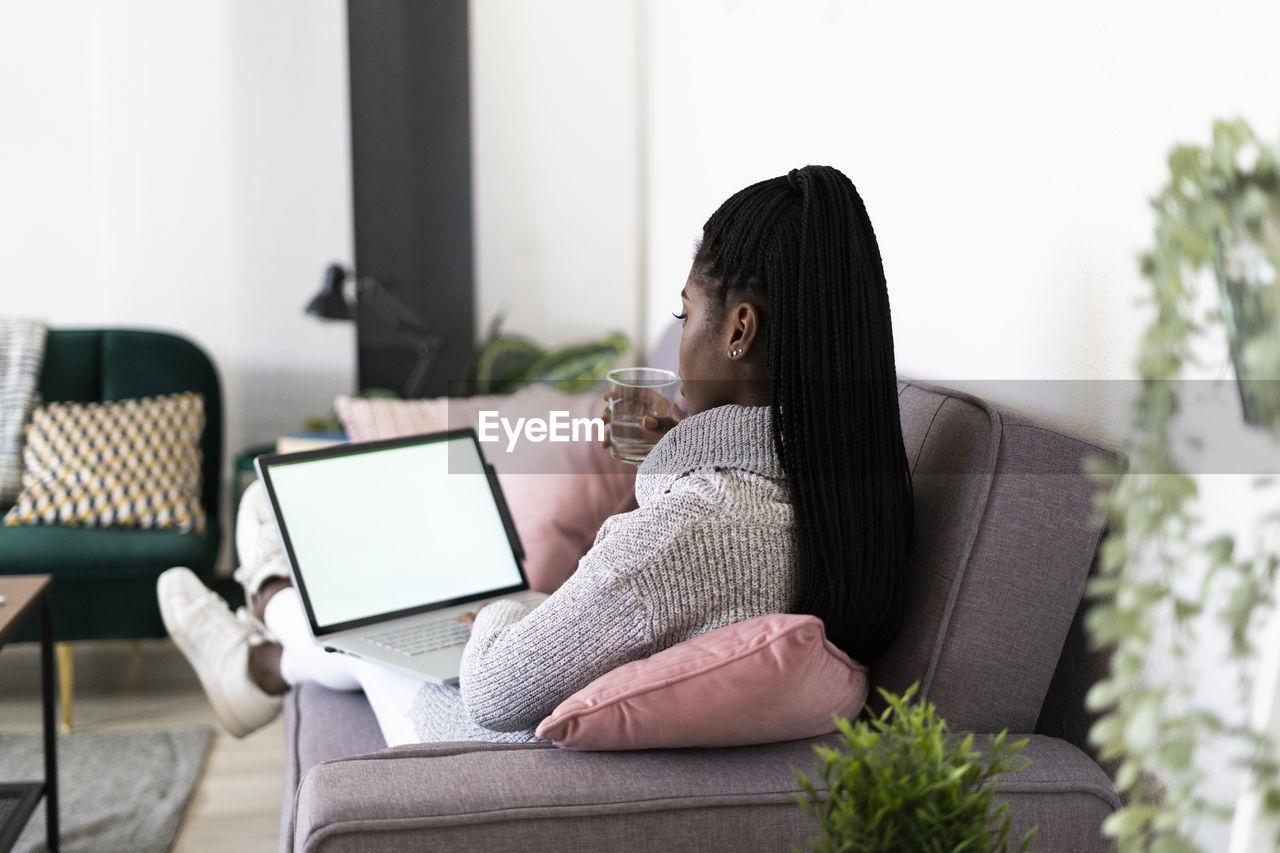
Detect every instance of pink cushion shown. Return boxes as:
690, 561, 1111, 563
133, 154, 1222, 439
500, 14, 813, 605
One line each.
335, 386, 638, 593
535, 614, 869, 750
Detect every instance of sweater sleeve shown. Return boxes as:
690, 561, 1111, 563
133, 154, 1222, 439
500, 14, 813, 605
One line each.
458, 511, 664, 732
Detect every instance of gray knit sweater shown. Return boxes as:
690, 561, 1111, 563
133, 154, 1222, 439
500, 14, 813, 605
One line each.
407, 403, 797, 743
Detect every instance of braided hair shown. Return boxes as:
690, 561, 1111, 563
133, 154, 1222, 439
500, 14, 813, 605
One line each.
694, 165, 913, 664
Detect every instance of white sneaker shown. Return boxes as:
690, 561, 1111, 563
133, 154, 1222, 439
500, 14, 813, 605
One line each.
157, 567, 282, 738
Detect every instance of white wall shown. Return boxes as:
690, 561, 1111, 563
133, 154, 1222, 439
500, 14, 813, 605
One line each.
0, 0, 354, 467
470, 0, 642, 351
0, 2, 239, 352
646, 0, 1280, 446
225, 2, 355, 445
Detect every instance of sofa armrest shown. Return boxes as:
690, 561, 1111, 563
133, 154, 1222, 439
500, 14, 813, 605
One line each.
287, 734, 1119, 853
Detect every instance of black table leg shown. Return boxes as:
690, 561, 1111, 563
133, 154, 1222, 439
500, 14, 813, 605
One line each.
40, 591, 57, 853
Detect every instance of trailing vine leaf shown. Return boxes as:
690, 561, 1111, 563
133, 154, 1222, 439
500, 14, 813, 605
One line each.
1088, 119, 1280, 850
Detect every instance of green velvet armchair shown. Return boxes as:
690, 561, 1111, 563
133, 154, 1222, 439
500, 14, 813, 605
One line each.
0, 329, 223, 728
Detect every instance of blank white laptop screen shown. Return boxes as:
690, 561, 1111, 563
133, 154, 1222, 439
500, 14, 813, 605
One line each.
263, 435, 524, 629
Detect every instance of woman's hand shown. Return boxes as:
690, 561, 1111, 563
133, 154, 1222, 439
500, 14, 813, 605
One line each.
600, 392, 682, 452
457, 602, 488, 629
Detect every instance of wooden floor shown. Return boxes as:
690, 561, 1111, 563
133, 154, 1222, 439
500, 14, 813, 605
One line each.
0, 638, 284, 852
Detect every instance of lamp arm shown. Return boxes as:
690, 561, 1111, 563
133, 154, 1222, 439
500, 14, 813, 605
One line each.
355, 279, 446, 397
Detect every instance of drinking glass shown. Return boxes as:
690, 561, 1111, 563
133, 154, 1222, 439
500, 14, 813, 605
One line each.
607, 367, 680, 463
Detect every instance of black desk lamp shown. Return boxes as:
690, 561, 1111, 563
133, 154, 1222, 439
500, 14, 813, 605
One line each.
306, 264, 446, 398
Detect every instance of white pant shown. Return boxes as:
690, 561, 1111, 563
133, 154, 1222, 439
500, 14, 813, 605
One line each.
237, 480, 425, 747
263, 588, 424, 747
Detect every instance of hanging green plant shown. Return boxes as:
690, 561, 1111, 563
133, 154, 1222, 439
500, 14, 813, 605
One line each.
1087, 119, 1280, 850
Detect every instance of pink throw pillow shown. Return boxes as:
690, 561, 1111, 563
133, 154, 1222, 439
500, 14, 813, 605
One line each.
535, 614, 869, 750
335, 386, 638, 594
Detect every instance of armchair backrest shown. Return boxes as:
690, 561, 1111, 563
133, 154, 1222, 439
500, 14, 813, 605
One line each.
38, 329, 224, 539
874, 379, 1115, 743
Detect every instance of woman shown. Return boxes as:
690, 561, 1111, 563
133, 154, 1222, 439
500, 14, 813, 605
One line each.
159, 164, 913, 745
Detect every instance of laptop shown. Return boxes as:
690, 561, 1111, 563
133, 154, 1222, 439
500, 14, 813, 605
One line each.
254, 428, 544, 684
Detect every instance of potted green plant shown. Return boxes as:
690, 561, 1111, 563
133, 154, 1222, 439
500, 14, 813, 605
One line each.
466, 315, 630, 395
794, 684, 1035, 852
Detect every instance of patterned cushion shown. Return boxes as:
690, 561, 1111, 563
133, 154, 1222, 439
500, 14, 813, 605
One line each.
3, 392, 206, 533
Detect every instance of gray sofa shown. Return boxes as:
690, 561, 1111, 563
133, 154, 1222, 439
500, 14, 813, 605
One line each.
279, 378, 1122, 852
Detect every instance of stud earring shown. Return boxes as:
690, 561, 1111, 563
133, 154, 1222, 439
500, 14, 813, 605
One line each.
728, 347, 744, 359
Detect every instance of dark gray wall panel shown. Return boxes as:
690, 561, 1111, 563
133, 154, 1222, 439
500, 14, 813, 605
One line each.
348, 0, 473, 396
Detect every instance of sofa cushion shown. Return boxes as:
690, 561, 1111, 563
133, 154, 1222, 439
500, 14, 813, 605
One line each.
335, 385, 638, 593
876, 380, 1115, 735
536, 614, 867, 750
286, 730, 1117, 853
0, 523, 215, 573
0, 524, 217, 641
281, 683, 386, 847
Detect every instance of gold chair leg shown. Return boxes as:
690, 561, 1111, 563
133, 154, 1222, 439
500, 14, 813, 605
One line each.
124, 639, 143, 691
56, 642, 73, 732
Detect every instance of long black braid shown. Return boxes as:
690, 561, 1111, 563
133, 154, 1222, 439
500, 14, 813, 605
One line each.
694, 165, 913, 664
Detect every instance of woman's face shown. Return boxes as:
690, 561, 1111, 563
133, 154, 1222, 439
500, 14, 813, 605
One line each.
676, 268, 765, 414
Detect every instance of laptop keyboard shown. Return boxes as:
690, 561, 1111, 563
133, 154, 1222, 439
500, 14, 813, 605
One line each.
362, 619, 472, 656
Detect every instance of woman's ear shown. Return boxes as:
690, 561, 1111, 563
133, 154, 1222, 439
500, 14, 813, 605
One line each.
725, 301, 761, 359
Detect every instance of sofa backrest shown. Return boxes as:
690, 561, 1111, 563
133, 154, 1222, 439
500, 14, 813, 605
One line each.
39, 329, 224, 537
649, 321, 1112, 737
873, 379, 1114, 736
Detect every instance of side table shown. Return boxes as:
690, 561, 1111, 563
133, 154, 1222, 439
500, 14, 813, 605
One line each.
0, 576, 58, 853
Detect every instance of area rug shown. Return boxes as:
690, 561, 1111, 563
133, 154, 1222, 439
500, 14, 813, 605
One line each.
0, 727, 215, 853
